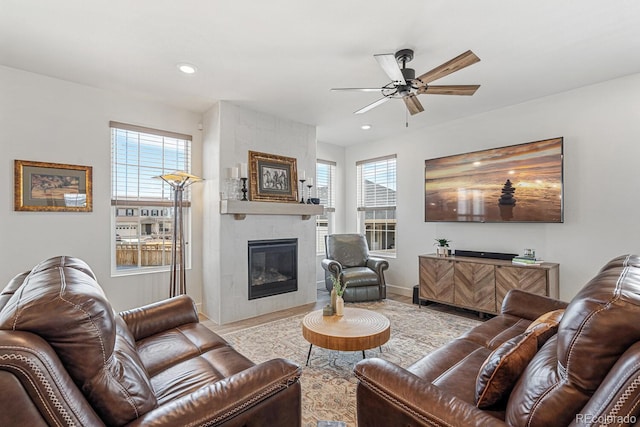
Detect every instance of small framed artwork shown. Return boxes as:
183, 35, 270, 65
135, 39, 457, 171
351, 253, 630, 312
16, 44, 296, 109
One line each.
248, 151, 298, 202
14, 159, 93, 212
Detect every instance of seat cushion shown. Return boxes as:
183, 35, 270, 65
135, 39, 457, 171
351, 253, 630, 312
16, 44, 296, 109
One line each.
138, 323, 256, 404
342, 267, 379, 287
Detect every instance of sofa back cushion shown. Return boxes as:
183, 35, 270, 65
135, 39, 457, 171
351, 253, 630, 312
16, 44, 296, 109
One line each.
506, 254, 640, 427
0, 256, 156, 426
326, 234, 369, 268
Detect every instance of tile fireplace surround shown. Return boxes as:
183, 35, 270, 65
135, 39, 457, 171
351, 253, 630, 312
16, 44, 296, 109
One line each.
201, 101, 318, 325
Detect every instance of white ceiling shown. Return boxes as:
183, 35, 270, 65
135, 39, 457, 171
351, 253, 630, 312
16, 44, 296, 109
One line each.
2, 1, 640, 146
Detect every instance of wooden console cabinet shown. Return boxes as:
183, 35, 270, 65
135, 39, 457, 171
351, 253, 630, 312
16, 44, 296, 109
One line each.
419, 254, 559, 315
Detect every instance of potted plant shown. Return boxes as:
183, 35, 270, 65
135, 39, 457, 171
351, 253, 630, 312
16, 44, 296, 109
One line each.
434, 238, 452, 257
330, 274, 347, 316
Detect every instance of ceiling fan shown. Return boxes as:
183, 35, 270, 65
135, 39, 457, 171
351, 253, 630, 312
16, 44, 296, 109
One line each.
331, 49, 481, 116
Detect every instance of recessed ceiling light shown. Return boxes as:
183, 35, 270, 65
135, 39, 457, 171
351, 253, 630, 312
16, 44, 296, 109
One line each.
361, 124, 372, 130
177, 63, 197, 74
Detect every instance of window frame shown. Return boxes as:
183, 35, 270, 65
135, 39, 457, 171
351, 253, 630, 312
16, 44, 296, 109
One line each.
110, 121, 193, 277
356, 154, 397, 258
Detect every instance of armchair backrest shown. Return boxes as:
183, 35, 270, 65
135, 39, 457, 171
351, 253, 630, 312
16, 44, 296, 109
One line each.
325, 234, 369, 268
0, 256, 156, 426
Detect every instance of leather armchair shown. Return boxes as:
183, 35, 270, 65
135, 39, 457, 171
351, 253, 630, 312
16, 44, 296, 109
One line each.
0, 256, 301, 426
321, 234, 389, 302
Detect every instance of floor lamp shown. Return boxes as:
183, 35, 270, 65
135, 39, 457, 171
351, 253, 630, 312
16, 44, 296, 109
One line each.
155, 171, 203, 298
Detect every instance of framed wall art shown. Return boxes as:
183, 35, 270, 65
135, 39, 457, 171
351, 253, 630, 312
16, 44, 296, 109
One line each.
424, 137, 563, 223
14, 159, 93, 212
248, 151, 298, 202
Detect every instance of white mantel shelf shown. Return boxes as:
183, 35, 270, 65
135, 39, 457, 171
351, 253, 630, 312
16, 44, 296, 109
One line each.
220, 200, 324, 220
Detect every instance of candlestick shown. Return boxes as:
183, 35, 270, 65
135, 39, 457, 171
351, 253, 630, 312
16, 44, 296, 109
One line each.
299, 179, 306, 203
306, 183, 313, 204
241, 178, 248, 201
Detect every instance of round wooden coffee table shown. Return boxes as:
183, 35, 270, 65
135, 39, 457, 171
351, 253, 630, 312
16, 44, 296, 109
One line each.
302, 307, 390, 366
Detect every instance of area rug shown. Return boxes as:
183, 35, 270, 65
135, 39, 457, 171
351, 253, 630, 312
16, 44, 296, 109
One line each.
221, 300, 481, 427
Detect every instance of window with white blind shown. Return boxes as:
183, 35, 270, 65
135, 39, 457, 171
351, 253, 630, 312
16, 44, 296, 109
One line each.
316, 160, 336, 254
356, 155, 396, 257
110, 121, 192, 275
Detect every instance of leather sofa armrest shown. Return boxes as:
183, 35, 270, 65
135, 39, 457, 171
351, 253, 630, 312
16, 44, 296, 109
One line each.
354, 358, 507, 427
501, 289, 568, 321
366, 257, 389, 275
119, 294, 199, 341
126, 358, 302, 427
321, 258, 343, 276
0, 331, 104, 427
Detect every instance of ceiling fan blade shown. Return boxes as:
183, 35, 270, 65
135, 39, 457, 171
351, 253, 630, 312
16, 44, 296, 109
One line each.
374, 53, 406, 84
416, 50, 480, 86
354, 97, 390, 114
403, 94, 424, 115
330, 87, 382, 92
418, 84, 480, 96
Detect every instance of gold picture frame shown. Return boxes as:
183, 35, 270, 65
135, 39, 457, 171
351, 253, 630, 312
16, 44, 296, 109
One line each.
249, 151, 298, 202
14, 159, 93, 212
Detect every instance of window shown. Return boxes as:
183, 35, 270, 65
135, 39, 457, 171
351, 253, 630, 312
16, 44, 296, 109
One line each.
356, 155, 396, 256
110, 121, 192, 275
316, 160, 336, 254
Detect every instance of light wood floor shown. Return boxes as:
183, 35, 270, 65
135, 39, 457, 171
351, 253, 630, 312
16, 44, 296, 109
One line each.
202, 289, 413, 334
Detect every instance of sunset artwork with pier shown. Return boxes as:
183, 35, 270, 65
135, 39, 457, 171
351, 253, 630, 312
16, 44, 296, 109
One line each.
424, 137, 563, 222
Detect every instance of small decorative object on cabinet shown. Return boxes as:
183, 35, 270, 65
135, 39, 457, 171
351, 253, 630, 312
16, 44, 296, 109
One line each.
434, 238, 452, 257
418, 254, 559, 315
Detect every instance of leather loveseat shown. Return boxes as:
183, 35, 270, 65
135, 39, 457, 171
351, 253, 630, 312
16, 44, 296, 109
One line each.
0, 256, 301, 426
355, 254, 640, 426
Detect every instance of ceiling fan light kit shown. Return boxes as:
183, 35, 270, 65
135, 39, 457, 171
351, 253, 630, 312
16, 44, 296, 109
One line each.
332, 48, 481, 116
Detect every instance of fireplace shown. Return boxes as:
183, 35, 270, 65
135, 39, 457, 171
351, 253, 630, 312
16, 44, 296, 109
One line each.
248, 238, 298, 300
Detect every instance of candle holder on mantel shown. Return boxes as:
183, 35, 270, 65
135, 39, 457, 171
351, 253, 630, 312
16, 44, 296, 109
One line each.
306, 183, 313, 204
299, 179, 306, 203
240, 177, 248, 201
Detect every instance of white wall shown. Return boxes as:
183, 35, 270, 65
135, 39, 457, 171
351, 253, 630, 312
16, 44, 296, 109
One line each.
344, 72, 640, 301
0, 66, 204, 311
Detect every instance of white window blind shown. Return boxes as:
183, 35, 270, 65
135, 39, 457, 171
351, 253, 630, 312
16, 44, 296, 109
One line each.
316, 160, 336, 254
111, 121, 192, 206
357, 155, 396, 209
316, 160, 336, 210
356, 155, 397, 256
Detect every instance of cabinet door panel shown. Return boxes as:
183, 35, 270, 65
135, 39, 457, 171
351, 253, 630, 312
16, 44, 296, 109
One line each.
496, 266, 547, 309
454, 262, 496, 312
419, 257, 454, 303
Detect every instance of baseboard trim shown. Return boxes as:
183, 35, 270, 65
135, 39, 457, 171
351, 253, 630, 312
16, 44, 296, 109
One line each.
387, 284, 412, 297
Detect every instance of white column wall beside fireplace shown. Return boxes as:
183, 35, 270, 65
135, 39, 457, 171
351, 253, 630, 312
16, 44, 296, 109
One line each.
202, 101, 317, 324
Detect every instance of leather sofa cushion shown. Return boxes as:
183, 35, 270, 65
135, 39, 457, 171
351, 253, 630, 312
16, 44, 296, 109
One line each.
0, 256, 156, 426
342, 267, 379, 287
475, 331, 538, 408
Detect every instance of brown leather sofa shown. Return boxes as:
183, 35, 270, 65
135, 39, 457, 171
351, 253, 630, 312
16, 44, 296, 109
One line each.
355, 254, 640, 426
0, 256, 301, 426
321, 234, 389, 302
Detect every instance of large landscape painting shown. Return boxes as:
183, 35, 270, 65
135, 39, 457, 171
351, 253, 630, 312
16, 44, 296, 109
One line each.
424, 137, 563, 223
